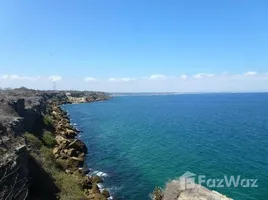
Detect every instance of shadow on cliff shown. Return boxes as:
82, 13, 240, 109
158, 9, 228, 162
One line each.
26, 155, 59, 200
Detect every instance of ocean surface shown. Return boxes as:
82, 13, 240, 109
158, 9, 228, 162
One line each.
62, 93, 268, 200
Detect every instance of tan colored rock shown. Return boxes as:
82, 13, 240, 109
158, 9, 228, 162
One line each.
53, 147, 60, 154
51, 111, 57, 117
91, 183, 100, 194
55, 135, 67, 144
67, 157, 84, 168
59, 151, 68, 159
102, 189, 110, 198
63, 149, 68, 154
91, 175, 103, 183
163, 180, 233, 200
71, 156, 84, 162
68, 139, 88, 153
66, 128, 76, 136
54, 153, 60, 159
67, 148, 78, 157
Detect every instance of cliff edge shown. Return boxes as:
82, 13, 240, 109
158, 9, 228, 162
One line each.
0, 87, 111, 200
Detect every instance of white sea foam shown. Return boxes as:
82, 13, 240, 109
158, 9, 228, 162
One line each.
107, 186, 123, 193
93, 170, 109, 177
97, 183, 104, 190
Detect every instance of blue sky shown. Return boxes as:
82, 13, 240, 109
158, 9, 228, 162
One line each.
1, 0, 268, 92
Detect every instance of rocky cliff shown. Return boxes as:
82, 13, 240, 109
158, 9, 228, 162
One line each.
152, 180, 232, 200
0, 88, 111, 200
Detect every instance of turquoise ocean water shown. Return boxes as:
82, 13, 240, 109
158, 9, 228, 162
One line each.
62, 94, 268, 200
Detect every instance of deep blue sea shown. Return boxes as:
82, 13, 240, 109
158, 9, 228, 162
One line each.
62, 93, 268, 200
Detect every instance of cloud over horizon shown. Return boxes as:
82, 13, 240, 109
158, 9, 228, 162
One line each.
147, 74, 168, 80
49, 75, 62, 82
1, 75, 40, 81
108, 78, 136, 82
84, 77, 98, 82
0, 72, 268, 92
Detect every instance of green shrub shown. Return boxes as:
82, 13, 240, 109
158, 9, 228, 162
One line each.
30, 143, 87, 200
55, 159, 68, 170
53, 172, 86, 200
43, 115, 53, 127
24, 132, 42, 150
42, 131, 56, 147
40, 146, 56, 168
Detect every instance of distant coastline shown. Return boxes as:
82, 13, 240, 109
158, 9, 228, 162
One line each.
111, 91, 268, 96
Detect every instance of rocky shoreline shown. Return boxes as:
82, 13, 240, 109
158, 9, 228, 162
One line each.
0, 87, 233, 200
0, 88, 112, 200
49, 98, 112, 199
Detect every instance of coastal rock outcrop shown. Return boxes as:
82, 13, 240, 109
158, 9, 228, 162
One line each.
152, 180, 233, 200
0, 88, 111, 200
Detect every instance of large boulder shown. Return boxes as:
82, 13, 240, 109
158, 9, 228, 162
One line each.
67, 156, 84, 168
67, 148, 78, 157
68, 139, 87, 154
65, 128, 76, 137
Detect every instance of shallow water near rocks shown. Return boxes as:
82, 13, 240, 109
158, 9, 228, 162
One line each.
62, 93, 268, 200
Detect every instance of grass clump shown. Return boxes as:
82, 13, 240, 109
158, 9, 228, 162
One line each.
24, 132, 42, 150
31, 146, 87, 200
42, 131, 56, 147
43, 115, 53, 127
40, 146, 56, 168
53, 172, 86, 200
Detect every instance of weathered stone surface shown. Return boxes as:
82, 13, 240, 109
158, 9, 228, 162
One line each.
0, 88, 111, 200
67, 157, 84, 168
79, 176, 91, 189
163, 180, 233, 200
67, 148, 78, 157
68, 139, 88, 154
53, 147, 60, 155
102, 189, 110, 198
91, 175, 103, 183
91, 183, 100, 194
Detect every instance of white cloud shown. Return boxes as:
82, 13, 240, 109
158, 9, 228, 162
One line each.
108, 78, 117, 81
148, 74, 167, 80
108, 78, 136, 82
1, 74, 40, 81
180, 74, 188, 80
49, 75, 62, 82
120, 78, 136, 82
244, 71, 258, 76
1, 71, 268, 92
1, 75, 9, 79
192, 73, 215, 78
84, 77, 98, 82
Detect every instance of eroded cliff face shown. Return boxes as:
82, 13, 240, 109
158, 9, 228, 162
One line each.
0, 91, 58, 200
0, 118, 28, 200
0, 88, 111, 200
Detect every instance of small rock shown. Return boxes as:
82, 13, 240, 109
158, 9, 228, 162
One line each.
91, 183, 100, 194
102, 189, 110, 198
53, 147, 60, 154
67, 148, 78, 157
82, 166, 90, 175
91, 175, 103, 183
